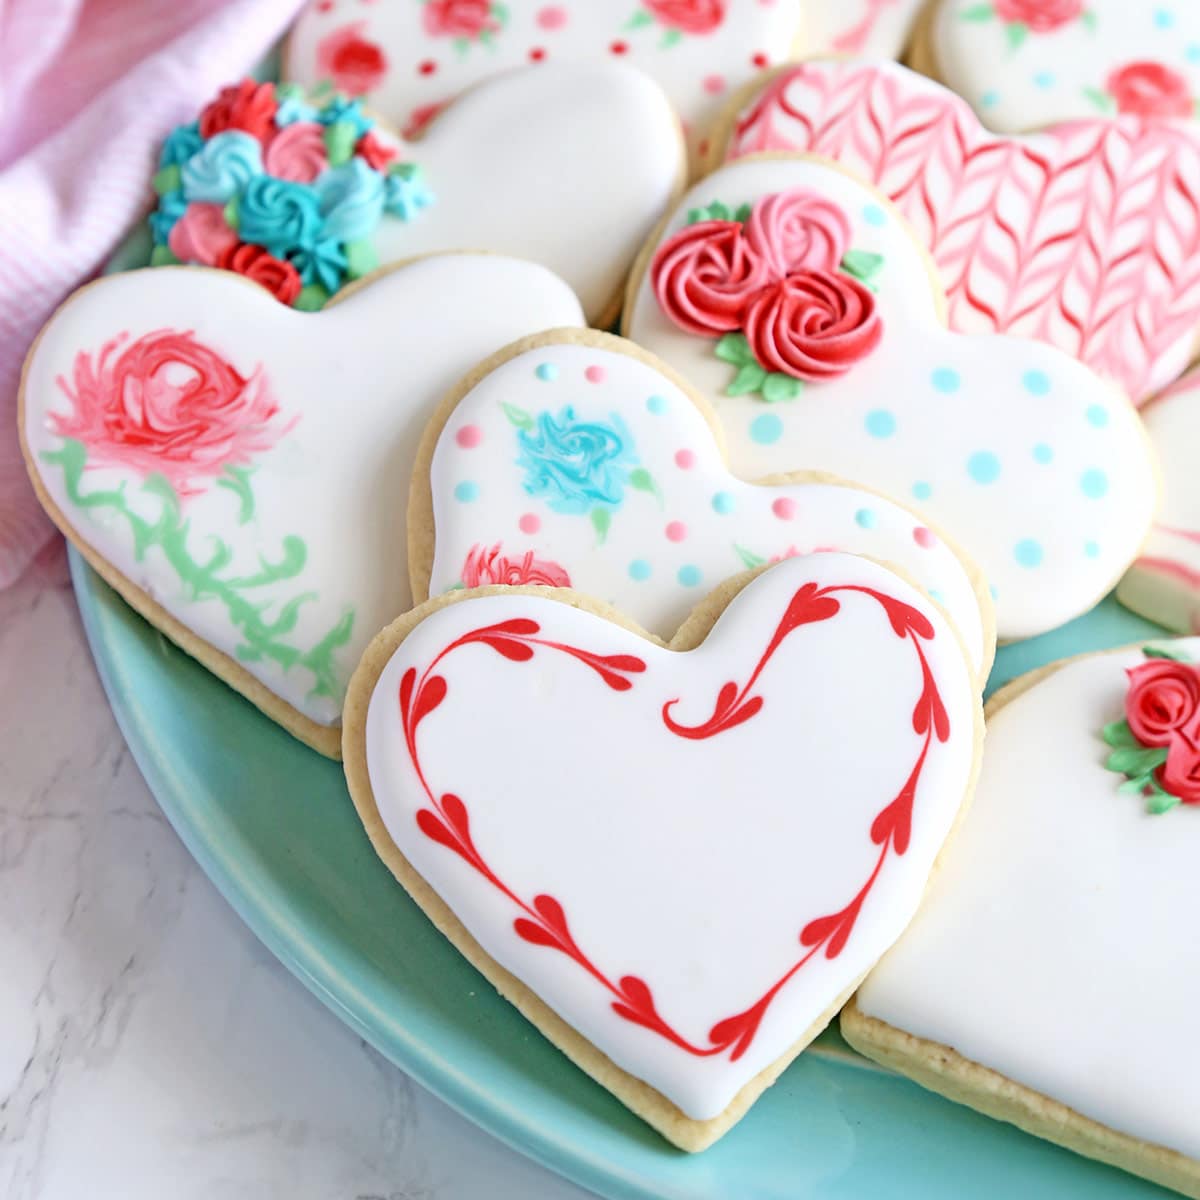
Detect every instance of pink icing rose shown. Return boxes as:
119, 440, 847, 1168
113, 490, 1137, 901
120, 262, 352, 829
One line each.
744, 188, 852, 280
167, 203, 238, 267
422, 0, 499, 38
643, 0, 726, 34
1106, 61, 1194, 120
316, 22, 389, 96
993, 0, 1082, 31
263, 122, 330, 184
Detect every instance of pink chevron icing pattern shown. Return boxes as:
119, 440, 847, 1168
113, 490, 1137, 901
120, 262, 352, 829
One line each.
726, 61, 1200, 402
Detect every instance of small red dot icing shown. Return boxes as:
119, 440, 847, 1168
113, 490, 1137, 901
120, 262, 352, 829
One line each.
703, 74, 727, 95
584, 365, 606, 383
610, 40, 629, 55
674, 449, 696, 470
537, 4, 568, 29
913, 526, 937, 548
666, 521, 687, 543
519, 513, 541, 534
772, 497, 797, 520
752, 52, 769, 69
529, 47, 546, 61
455, 425, 482, 449
418, 59, 437, 76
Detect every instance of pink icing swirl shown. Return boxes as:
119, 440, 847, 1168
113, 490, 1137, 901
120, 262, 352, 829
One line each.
168, 202, 238, 267
744, 188, 851, 279
263, 121, 330, 184
461, 543, 571, 588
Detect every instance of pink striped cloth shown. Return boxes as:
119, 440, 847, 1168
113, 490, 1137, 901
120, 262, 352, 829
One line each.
0, 0, 305, 589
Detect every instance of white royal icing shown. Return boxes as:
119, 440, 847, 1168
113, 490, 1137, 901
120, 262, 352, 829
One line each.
364, 551, 978, 1121
425, 339, 991, 671
625, 156, 1159, 642
856, 641, 1200, 1161
357, 60, 682, 321
932, 0, 1200, 134
720, 59, 1200, 405
802, 0, 923, 58
284, 0, 801, 159
22, 259, 584, 726
1118, 368, 1200, 634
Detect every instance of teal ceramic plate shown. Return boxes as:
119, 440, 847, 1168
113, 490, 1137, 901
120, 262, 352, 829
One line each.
74, 232, 1174, 1200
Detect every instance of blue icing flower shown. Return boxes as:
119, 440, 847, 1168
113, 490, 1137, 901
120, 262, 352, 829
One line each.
384, 164, 435, 222
291, 238, 348, 292
238, 176, 323, 258
159, 121, 203, 169
316, 159, 385, 245
317, 95, 372, 136
148, 190, 187, 245
516, 407, 637, 515
180, 130, 262, 204
274, 83, 320, 127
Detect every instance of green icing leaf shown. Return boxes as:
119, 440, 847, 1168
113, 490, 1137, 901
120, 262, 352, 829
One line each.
725, 362, 767, 397
625, 8, 654, 28
1081, 8, 1097, 32
591, 507, 611, 544
43, 438, 354, 702
1005, 20, 1028, 50
959, 2, 994, 19
491, 1, 509, 25
324, 120, 357, 166
761, 373, 802, 403
628, 466, 661, 502
150, 245, 180, 268
1105, 745, 1168, 776
294, 284, 329, 312
224, 196, 239, 231
687, 200, 741, 224
1147, 790, 1182, 816
734, 544, 766, 570
501, 401, 535, 431
715, 332, 756, 366
216, 464, 256, 525
453, 36, 471, 55
477, 28, 494, 48
343, 238, 378, 280
1142, 644, 1192, 662
734, 203, 752, 223
840, 249, 884, 286
1083, 86, 1114, 113
153, 165, 182, 196
660, 28, 683, 49
1101, 719, 1138, 748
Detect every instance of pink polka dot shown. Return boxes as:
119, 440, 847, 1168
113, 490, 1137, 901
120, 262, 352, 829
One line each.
316, 0, 333, 10
519, 513, 541, 534
703, 74, 727, 95
537, 4, 567, 29
666, 521, 687, 543
455, 424, 482, 449
674, 449, 696, 470
772, 497, 798, 520
913, 526, 937, 549
584, 365, 606, 383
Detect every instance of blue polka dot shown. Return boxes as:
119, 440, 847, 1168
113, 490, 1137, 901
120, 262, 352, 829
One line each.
990, 584, 1000, 600
677, 565, 702, 587
1085, 404, 1109, 428
865, 409, 896, 438
912, 481, 933, 501
712, 490, 735, 515
750, 413, 783, 444
1188, 43, 1200, 64
1033, 71, 1056, 89
1023, 369, 1051, 396
931, 367, 960, 394
629, 559, 652, 582
1015, 539, 1044, 568
1081, 468, 1109, 499
454, 481, 479, 502
855, 507, 878, 529
535, 362, 558, 382
1154, 8, 1175, 28
928, 588, 944, 605
967, 451, 1001, 485
863, 204, 886, 227
981, 90, 1000, 108
1032, 443, 1054, 464
1084, 540, 1101, 559
646, 394, 667, 414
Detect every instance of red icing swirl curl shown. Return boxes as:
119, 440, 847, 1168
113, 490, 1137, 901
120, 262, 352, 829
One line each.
1125, 658, 1200, 745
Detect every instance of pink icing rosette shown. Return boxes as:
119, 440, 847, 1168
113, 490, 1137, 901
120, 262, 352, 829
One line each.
744, 188, 851, 280
263, 121, 330, 184
168, 202, 239, 267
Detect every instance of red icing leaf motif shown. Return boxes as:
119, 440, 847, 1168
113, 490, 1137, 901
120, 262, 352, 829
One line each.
398, 582, 949, 1063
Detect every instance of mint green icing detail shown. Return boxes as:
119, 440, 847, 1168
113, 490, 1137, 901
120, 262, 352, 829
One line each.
150, 245, 180, 267
343, 237, 378, 280
628, 466, 662, 504
716, 333, 802, 401
44, 439, 353, 701
686, 200, 751, 225
734, 544, 766, 570
500, 401, 535, 432
323, 120, 358, 167
153, 164, 182, 196
590, 507, 611, 545
840, 249, 884, 287
294, 283, 329, 312
1142, 644, 1192, 662
216, 465, 256, 525
224, 196, 239, 231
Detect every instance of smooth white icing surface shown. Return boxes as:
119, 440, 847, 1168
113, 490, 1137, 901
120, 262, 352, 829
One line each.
934, 0, 1200, 134
285, 0, 801, 158
22, 259, 584, 725
365, 552, 978, 1120
857, 642, 1200, 1160
426, 340, 990, 671
626, 156, 1159, 642
803, 0, 923, 57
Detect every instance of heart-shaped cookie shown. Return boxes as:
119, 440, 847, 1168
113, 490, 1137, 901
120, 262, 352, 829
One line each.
911, 0, 1200, 135
158, 61, 684, 325
409, 329, 994, 674
343, 551, 982, 1149
844, 640, 1200, 1196
624, 154, 1159, 641
19, 257, 584, 756
284, 0, 802, 161
1118, 367, 1200, 633
710, 59, 1200, 402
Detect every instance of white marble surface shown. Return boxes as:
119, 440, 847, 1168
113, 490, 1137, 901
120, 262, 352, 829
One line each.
0, 547, 591, 1200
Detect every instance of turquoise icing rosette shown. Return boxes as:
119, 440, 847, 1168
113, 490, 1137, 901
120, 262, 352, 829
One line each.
317, 160, 386, 245
237, 176, 323, 258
